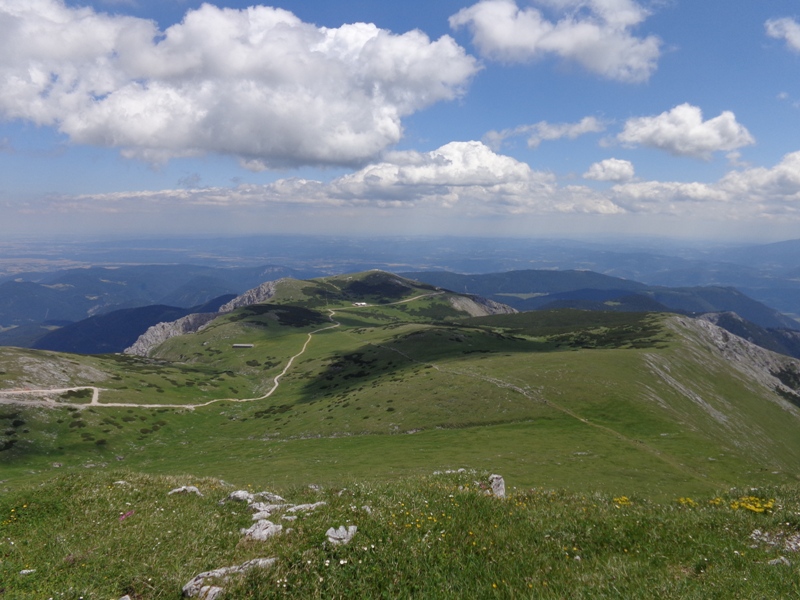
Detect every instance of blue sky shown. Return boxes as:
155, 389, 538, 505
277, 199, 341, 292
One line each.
2, 0, 800, 241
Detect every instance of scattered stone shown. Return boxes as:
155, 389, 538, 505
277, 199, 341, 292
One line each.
115, 455, 125, 461
327, 525, 357, 546
183, 558, 276, 599
250, 502, 285, 515
308, 484, 321, 492
118, 595, 132, 600
51, 462, 62, 468
362, 505, 373, 515
241, 520, 283, 541
751, 529, 800, 553
221, 490, 254, 504
287, 501, 326, 513
168, 485, 203, 497
254, 491, 285, 503
786, 533, 800, 553
282, 515, 297, 521
768, 556, 792, 566
489, 474, 506, 498
19, 569, 36, 575
113, 480, 129, 486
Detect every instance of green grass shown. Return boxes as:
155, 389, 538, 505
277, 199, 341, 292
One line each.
1, 469, 799, 599
3, 288, 800, 597
2, 291, 800, 503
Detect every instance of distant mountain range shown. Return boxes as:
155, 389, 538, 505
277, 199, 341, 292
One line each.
2, 261, 800, 361
402, 270, 800, 331
29, 295, 236, 355
0, 264, 317, 329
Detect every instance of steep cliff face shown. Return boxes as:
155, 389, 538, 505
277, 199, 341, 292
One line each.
447, 295, 518, 317
218, 279, 285, 313
123, 312, 218, 357
123, 279, 290, 356
666, 315, 800, 409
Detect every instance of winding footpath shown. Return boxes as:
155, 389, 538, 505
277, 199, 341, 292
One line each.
0, 292, 441, 411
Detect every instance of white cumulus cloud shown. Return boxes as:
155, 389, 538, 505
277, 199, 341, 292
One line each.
62, 141, 624, 215
766, 17, 800, 52
617, 103, 754, 159
486, 116, 605, 149
449, 0, 661, 82
583, 158, 634, 181
0, 0, 479, 168
610, 150, 800, 218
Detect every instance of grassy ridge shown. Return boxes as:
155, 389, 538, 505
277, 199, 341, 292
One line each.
2, 278, 800, 501
1, 470, 798, 598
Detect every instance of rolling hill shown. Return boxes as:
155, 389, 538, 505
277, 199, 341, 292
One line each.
1, 271, 799, 503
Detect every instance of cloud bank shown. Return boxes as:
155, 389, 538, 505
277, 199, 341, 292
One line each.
450, 0, 661, 82
0, 0, 478, 168
617, 104, 754, 159
42, 143, 800, 224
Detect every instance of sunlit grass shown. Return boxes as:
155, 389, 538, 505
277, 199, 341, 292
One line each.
1, 470, 799, 598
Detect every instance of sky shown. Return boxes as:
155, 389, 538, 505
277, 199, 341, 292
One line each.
1, 0, 800, 242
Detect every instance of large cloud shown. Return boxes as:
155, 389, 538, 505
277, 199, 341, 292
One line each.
617, 104, 754, 159
0, 0, 478, 168
766, 17, 800, 52
449, 0, 661, 82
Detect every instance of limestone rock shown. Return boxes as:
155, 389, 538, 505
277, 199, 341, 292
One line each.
183, 558, 276, 598
326, 525, 357, 546
253, 491, 285, 503
287, 501, 326, 513
448, 295, 517, 317
218, 280, 286, 313
168, 486, 203, 497
489, 474, 506, 498
241, 520, 283, 541
222, 490, 254, 504
124, 312, 217, 357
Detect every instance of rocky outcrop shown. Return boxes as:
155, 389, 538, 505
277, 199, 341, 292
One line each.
448, 295, 517, 317
123, 279, 290, 357
241, 520, 282, 541
668, 316, 800, 408
218, 279, 288, 313
326, 525, 357, 546
182, 558, 277, 599
124, 312, 217, 357
489, 474, 506, 498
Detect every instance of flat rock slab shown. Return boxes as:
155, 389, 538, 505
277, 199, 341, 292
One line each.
183, 558, 276, 598
326, 525, 357, 546
241, 520, 283, 541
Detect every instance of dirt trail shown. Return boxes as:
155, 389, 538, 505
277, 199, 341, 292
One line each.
0, 292, 441, 411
